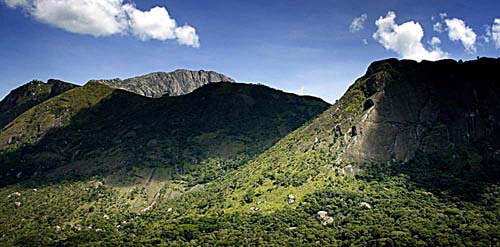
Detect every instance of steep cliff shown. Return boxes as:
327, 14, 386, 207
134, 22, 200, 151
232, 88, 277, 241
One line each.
340, 58, 500, 163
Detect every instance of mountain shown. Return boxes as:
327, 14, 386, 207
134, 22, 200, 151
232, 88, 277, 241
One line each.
95, 69, 235, 98
0, 60, 499, 246
0, 81, 328, 187
198, 58, 500, 210
339, 58, 500, 164
0, 79, 78, 130
158, 58, 500, 245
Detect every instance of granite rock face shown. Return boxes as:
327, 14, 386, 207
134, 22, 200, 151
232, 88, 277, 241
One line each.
340, 58, 500, 163
95, 69, 235, 98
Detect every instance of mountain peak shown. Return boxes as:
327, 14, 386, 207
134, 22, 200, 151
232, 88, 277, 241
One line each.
0, 79, 78, 130
95, 69, 235, 98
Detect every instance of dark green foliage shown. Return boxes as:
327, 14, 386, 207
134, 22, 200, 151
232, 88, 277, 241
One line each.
0, 79, 78, 130
0, 82, 328, 185
1, 59, 500, 246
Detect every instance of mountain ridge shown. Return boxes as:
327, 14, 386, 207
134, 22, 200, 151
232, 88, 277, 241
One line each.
0, 58, 499, 246
0, 79, 78, 130
0, 81, 329, 187
94, 69, 235, 98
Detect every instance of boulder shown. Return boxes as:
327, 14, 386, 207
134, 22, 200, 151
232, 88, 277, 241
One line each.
316, 211, 334, 226
322, 216, 334, 226
360, 202, 372, 209
7, 192, 21, 198
90, 181, 103, 189
363, 99, 375, 110
7, 136, 15, 144
317, 211, 328, 219
351, 126, 358, 137
287, 194, 295, 204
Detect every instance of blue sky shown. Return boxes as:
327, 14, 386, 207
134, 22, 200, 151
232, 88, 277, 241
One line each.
1, 0, 499, 103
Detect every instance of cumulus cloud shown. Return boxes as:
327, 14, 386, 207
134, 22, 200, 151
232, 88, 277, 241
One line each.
3, 0, 28, 8
373, 11, 447, 62
483, 25, 492, 42
491, 19, 500, 48
433, 22, 443, 33
350, 14, 367, 32
2, 0, 200, 47
444, 18, 477, 53
32, 0, 128, 37
429, 36, 441, 47
124, 5, 177, 40
175, 25, 200, 48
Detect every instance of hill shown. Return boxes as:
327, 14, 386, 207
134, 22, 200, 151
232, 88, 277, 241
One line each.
0, 80, 328, 189
151, 58, 500, 246
0, 79, 78, 130
1, 59, 499, 246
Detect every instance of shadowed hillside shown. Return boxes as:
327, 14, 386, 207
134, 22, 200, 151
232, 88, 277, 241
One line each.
0, 59, 499, 246
0, 81, 329, 187
0, 79, 78, 130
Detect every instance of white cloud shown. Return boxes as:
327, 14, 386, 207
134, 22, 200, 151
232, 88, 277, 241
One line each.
124, 5, 177, 40
363, 39, 368, 45
2, 0, 200, 47
439, 13, 448, 20
433, 22, 443, 33
175, 25, 200, 48
373, 11, 447, 62
491, 19, 500, 48
31, 0, 128, 37
350, 14, 367, 33
444, 18, 477, 53
429, 36, 441, 47
482, 25, 491, 43
3, 0, 28, 8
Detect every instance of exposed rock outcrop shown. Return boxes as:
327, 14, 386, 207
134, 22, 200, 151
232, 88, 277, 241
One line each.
335, 58, 500, 163
95, 69, 235, 98
317, 211, 334, 225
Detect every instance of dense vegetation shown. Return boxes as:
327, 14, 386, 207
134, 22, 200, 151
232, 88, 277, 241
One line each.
1, 162, 498, 246
0, 59, 499, 246
0, 79, 78, 130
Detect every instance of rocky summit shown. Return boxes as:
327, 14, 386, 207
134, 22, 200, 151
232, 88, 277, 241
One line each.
95, 69, 235, 98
